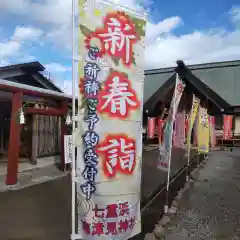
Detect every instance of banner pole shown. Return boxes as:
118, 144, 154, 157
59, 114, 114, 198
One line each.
186, 113, 192, 182
164, 104, 175, 214
186, 137, 191, 182
164, 74, 178, 214
71, 0, 76, 238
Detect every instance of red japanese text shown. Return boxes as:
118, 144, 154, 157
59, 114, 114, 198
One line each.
81, 202, 136, 236
97, 71, 140, 119
81, 217, 135, 236
85, 12, 138, 66
96, 134, 136, 178
93, 202, 130, 219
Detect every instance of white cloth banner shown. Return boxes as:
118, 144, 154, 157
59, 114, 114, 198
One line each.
158, 74, 185, 171
64, 135, 73, 164
75, 1, 146, 239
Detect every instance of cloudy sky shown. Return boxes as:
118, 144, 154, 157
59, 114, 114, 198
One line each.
0, 0, 240, 93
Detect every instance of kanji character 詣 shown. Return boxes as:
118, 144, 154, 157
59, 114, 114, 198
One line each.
97, 134, 136, 178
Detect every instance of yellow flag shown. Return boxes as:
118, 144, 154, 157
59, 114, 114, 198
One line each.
197, 106, 210, 153
187, 95, 200, 146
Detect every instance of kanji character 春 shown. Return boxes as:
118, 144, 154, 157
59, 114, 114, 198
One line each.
82, 131, 99, 148
83, 148, 99, 166
106, 203, 118, 218
96, 12, 138, 66
93, 204, 105, 218
84, 112, 99, 130
118, 202, 130, 216
119, 219, 129, 233
82, 165, 97, 182
92, 222, 104, 236
81, 220, 91, 235
97, 135, 136, 178
88, 46, 100, 60
98, 72, 139, 119
128, 217, 135, 229
83, 79, 100, 98
84, 62, 100, 80
80, 181, 96, 200
106, 221, 117, 235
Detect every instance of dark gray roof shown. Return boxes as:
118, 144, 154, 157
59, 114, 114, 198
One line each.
0, 61, 63, 93
0, 61, 45, 72
144, 60, 240, 106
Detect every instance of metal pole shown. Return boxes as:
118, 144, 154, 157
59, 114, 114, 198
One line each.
186, 132, 191, 182
71, 0, 76, 238
164, 82, 177, 214
164, 110, 175, 214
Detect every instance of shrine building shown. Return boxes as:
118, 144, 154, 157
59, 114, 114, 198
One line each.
0, 61, 73, 185
143, 60, 240, 139
1, 59, 240, 185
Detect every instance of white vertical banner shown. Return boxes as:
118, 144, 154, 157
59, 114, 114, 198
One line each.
158, 74, 185, 171
162, 73, 185, 214
64, 135, 73, 164
186, 94, 200, 181
74, 0, 146, 239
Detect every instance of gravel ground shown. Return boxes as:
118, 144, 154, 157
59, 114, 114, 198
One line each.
164, 150, 240, 240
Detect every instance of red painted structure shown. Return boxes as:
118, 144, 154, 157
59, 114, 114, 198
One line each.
0, 81, 71, 185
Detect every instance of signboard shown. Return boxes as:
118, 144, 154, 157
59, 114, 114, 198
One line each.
158, 74, 185, 171
64, 135, 73, 164
76, 1, 146, 239
197, 106, 210, 153
223, 115, 233, 140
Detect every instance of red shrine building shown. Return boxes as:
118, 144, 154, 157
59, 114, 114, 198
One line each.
0, 62, 72, 185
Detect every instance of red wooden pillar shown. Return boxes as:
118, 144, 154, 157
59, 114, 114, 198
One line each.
60, 101, 68, 171
6, 92, 23, 185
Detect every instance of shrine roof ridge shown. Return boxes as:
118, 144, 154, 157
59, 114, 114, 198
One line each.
144, 59, 240, 76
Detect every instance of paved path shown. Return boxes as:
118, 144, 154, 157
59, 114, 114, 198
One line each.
0, 147, 192, 240
164, 150, 240, 240
0, 176, 71, 240
0, 164, 68, 192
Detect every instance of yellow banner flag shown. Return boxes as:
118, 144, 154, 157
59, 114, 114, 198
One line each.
197, 106, 210, 153
187, 95, 200, 146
